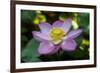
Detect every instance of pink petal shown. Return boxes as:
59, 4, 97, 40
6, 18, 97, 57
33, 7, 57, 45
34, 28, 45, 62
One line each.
61, 18, 72, 33
67, 29, 82, 39
61, 39, 77, 51
38, 41, 55, 55
32, 31, 51, 41
39, 23, 51, 35
52, 20, 63, 28
50, 45, 60, 54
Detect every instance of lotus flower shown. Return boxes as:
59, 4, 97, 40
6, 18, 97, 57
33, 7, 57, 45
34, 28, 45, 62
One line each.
32, 18, 82, 55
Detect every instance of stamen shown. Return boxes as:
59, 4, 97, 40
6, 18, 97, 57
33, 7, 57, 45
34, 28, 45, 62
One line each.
50, 27, 65, 44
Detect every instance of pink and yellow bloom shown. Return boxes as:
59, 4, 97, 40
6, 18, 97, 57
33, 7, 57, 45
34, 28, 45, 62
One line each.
32, 18, 82, 55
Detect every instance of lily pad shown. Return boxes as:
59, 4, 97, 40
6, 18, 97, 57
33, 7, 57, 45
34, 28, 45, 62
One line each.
21, 39, 41, 62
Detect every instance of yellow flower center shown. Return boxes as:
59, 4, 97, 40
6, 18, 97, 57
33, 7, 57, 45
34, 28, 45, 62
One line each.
50, 27, 65, 44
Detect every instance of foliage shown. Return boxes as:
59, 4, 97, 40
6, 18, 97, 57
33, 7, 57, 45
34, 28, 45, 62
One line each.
21, 39, 41, 62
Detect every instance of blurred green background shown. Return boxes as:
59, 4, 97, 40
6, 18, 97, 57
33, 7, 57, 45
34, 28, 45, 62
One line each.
21, 10, 90, 63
